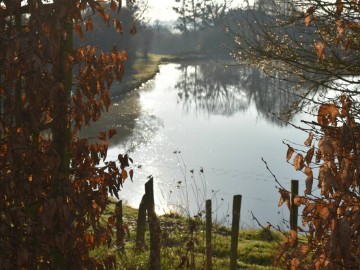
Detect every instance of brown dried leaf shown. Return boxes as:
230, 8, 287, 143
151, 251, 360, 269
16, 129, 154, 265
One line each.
304, 14, 313, 26
293, 154, 305, 171
317, 104, 339, 126
318, 165, 336, 198
317, 205, 330, 220
304, 166, 313, 194
339, 158, 354, 188
92, 200, 98, 209
340, 95, 352, 117
318, 137, 335, 161
274, 239, 290, 265
336, 18, 344, 37
297, 244, 311, 259
314, 42, 325, 60
304, 132, 314, 146
113, 19, 123, 34
291, 258, 300, 270
286, 145, 295, 161
304, 6, 316, 26
278, 189, 290, 210
121, 169, 128, 180
99, 131, 106, 140
305, 147, 314, 165
290, 229, 297, 247
293, 195, 307, 206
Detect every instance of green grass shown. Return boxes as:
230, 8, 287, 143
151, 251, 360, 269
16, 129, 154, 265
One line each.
91, 200, 282, 269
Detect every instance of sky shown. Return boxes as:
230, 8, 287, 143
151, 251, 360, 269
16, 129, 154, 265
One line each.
145, 0, 251, 22
146, 0, 177, 22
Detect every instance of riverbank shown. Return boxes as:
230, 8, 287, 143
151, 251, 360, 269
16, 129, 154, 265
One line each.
92, 200, 282, 269
110, 53, 211, 97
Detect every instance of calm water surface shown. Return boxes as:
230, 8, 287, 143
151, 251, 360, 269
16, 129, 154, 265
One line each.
83, 62, 313, 227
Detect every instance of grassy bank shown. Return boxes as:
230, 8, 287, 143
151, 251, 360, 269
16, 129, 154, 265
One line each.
111, 54, 175, 96
92, 201, 282, 269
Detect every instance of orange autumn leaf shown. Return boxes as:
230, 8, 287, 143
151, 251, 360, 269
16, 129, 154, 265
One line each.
305, 146, 314, 165
290, 229, 298, 247
317, 104, 339, 126
121, 169, 128, 180
291, 258, 300, 270
293, 154, 305, 171
304, 132, 314, 147
113, 19, 123, 34
278, 188, 290, 209
286, 145, 295, 161
99, 131, 106, 140
304, 6, 316, 26
297, 244, 311, 259
304, 166, 313, 194
314, 42, 325, 60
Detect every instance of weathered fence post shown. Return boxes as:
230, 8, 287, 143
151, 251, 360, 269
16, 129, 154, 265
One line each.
230, 195, 242, 270
136, 195, 147, 250
290, 180, 299, 233
145, 177, 161, 270
115, 200, 124, 251
206, 199, 212, 270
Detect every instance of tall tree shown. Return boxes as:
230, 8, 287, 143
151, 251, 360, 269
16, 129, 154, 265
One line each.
229, 0, 360, 268
173, 0, 232, 33
0, 0, 132, 268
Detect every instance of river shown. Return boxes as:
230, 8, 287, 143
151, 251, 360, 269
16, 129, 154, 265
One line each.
82, 61, 312, 228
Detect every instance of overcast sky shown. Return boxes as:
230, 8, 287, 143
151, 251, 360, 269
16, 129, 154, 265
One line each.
145, 0, 250, 22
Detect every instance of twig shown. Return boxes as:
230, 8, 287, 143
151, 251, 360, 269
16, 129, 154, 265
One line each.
261, 157, 285, 190
250, 211, 265, 230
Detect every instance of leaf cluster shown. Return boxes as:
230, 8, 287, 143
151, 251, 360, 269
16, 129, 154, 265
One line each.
227, 1, 360, 269
0, 0, 134, 269
279, 96, 360, 269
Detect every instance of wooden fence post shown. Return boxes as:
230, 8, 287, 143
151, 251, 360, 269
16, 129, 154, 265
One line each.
115, 200, 124, 251
290, 180, 299, 232
230, 195, 242, 270
145, 177, 161, 270
136, 195, 147, 250
206, 199, 212, 270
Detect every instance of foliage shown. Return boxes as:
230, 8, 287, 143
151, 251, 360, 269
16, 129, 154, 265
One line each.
229, 0, 360, 269
0, 0, 134, 268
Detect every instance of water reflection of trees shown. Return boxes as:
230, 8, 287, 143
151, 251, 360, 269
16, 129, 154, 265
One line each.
175, 62, 300, 126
